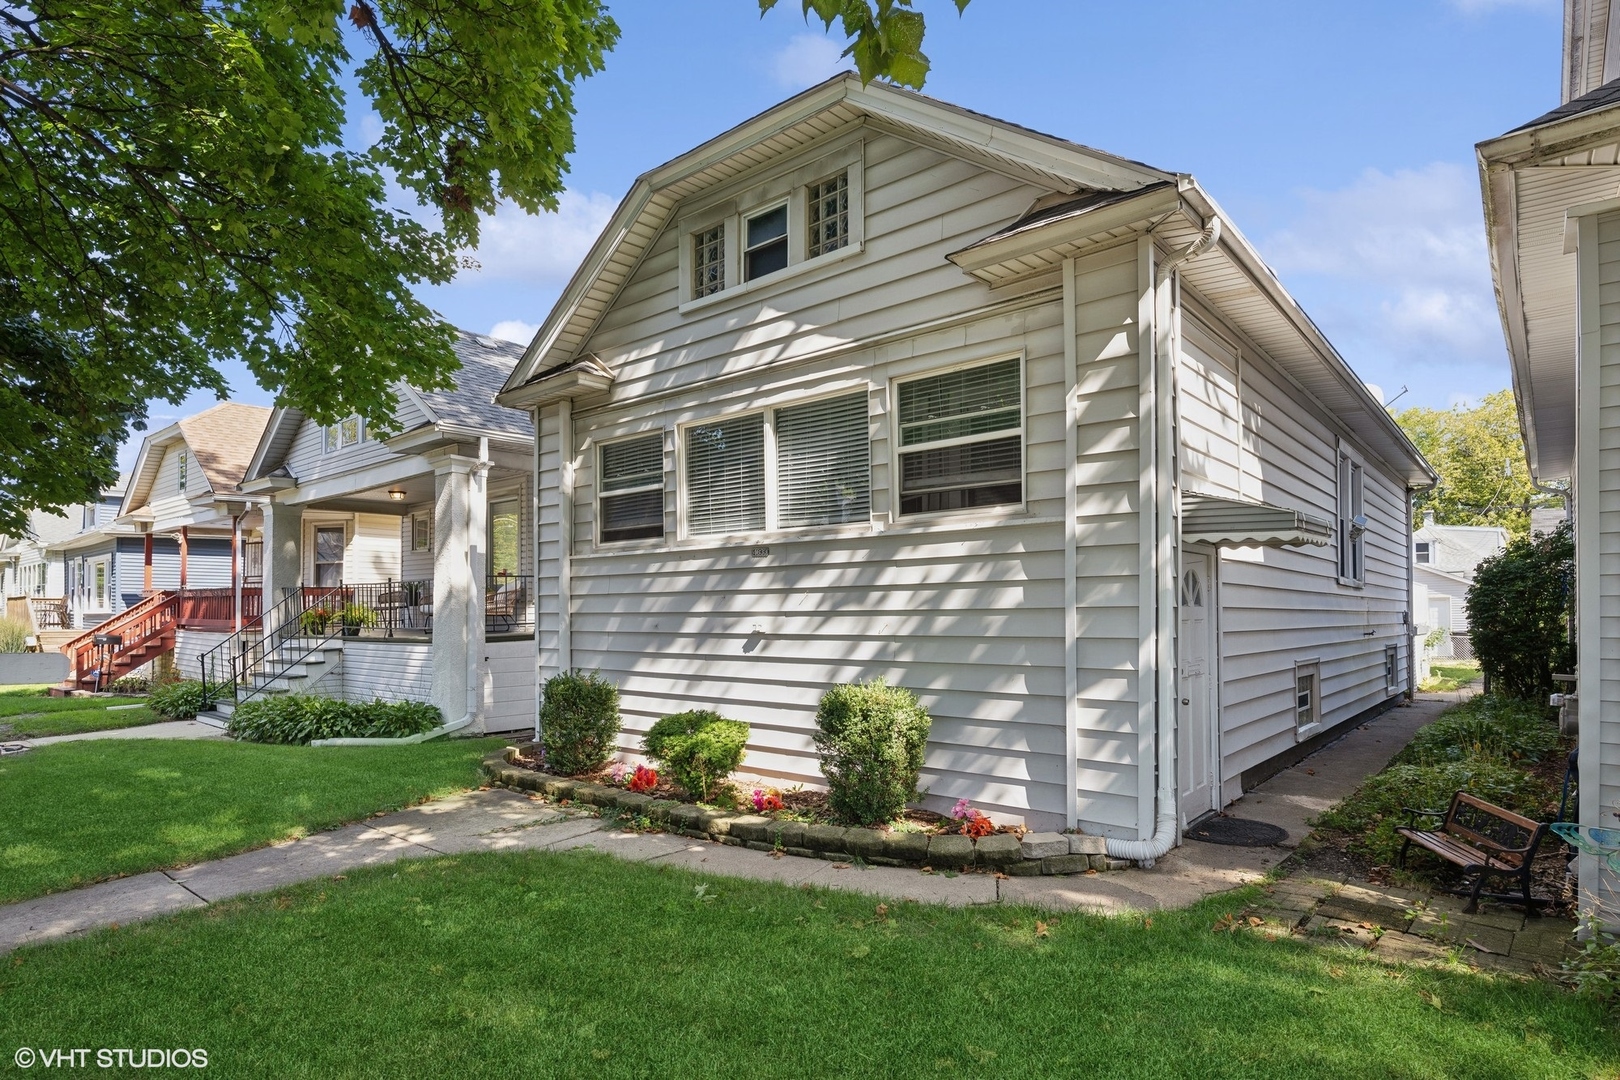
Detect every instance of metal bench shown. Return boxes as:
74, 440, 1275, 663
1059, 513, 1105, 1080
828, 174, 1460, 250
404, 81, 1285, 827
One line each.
1395, 791, 1549, 913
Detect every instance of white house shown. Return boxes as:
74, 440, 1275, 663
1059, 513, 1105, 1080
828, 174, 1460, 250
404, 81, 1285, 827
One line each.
1478, 0, 1620, 928
1412, 511, 1507, 658
497, 77, 1432, 853
229, 331, 537, 734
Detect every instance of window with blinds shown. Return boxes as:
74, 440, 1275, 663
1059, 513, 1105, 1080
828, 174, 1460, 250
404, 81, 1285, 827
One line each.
685, 415, 765, 536
896, 358, 1023, 515
599, 433, 666, 543
776, 392, 869, 528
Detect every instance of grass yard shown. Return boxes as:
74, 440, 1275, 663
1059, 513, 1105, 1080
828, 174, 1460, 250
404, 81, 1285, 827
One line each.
0, 737, 504, 904
1, 852, 1614, 1079
1421, 660, 1482, 693
0, 684, 155, 739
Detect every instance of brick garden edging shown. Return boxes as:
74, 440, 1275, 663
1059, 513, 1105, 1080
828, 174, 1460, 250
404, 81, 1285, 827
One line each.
481, 746, 1117, 874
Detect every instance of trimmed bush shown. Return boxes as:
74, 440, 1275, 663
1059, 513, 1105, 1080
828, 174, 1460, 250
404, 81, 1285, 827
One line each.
227, 695, 441, 745
1315, 758, 1553, 866
1467, 521, 1574, 699
642, 710, 748, 801
149, 678, 212, 720
1398, 695, 1558, 765
814, 679, 932, 826
539, 671, 620, 776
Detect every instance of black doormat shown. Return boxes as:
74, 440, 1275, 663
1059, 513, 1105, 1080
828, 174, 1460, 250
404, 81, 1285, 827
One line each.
1186, 816, 1288, 847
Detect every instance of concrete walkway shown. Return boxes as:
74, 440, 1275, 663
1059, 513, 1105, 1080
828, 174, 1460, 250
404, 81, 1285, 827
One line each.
15, 719, 225, 748
0, 695, 1463, 955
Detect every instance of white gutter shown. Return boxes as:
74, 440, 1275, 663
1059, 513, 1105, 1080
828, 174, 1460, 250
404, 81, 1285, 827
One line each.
313, 439, 491, 748
1106, 217, 1221, 867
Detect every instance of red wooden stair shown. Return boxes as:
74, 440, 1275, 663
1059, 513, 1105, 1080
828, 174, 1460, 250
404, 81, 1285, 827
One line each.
61, 591, 181, 691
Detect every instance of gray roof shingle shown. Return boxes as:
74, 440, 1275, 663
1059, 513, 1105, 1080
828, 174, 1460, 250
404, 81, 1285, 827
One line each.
413, 332, 533, 439
1506, 77, 1620, 133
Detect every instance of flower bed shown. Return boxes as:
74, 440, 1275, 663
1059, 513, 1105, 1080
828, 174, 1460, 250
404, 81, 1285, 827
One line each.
483, 745, 1116, 875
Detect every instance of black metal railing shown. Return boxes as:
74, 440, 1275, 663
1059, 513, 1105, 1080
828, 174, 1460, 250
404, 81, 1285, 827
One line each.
198, 584, 346, 707
485, 574, 533, 634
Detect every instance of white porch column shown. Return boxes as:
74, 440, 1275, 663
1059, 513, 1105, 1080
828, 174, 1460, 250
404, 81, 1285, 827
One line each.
260, 499, 302, 635
432, 452, 488, 728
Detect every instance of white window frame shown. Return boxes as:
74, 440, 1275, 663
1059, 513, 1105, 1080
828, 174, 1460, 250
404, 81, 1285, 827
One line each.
176, 449, 187, 493
309, 521, 348, 587
676, 387, 872, 541
410, 513, 431, 552
1336, 439, 1366, 587
324, 416, 364, 454
677, 140, 864, 311
889, 354, 1028, 523
1413, 540, 1430, 565
742, 200, 791, 283
89, 557, 109, 611
596, 431, 668, 547
1294, 659, 1321, 738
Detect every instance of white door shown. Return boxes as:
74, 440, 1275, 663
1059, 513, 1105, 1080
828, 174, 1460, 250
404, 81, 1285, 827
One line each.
1178, 550, 1217, 822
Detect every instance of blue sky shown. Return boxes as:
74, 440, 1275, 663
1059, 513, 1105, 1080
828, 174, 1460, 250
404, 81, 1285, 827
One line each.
131, 0, 1564, 466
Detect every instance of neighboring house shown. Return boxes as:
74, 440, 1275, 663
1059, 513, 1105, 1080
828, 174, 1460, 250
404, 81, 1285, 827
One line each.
1411, 511, 1507, 658
44, 475, 135, 631
497, 76, 1432, 848
232, 331, 536, 734
1477, 0, 1620, 927
1, 505, 83, 639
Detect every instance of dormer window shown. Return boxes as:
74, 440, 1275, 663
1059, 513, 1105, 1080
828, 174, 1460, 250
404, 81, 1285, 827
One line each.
677, 143, 864, 309
744, 204, 789, 281
324, 416, 363, 453
1414, 541, 1431, 565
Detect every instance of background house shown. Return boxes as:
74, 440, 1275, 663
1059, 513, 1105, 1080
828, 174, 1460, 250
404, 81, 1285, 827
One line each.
1411, 511, 1507, 659
230, 331, 536, 734
498, 77, 1431, 844
1478, 0, 1620, 928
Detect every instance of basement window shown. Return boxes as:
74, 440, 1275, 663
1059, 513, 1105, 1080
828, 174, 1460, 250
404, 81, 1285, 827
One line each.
1385, 644, 1400, 694
1295, 661, 1321, 735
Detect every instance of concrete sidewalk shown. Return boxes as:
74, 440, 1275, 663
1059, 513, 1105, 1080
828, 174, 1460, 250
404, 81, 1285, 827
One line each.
0, 694, 1461, 955
17, 719, 225, 748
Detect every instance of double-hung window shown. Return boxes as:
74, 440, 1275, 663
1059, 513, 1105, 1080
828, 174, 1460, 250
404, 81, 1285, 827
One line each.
599, 434, 667, 543
683, 391, 870, 538
744, 204, 789, 281
895, 358, 1023, 516
1413, 540, 1430, 565
1336, 443, 1366, 585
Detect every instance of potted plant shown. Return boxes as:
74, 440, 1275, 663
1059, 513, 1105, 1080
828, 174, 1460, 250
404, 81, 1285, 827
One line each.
298, 606, 335, 637
340, 602, 379, 637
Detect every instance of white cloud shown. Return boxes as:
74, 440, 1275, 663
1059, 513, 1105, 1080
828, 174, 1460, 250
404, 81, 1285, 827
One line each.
770, 33, 845, 90
1447, 0, 1555, 12
489, 320, 539, 345
1260, 162, 1497, 359
456, 190, 617, 285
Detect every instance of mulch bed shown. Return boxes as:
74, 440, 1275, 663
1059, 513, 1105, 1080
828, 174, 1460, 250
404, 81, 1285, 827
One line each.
505, 748, 1006, 836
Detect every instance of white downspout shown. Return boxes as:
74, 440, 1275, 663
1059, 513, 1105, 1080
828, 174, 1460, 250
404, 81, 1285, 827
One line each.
314, 438, 490, 748
1107, 216, 1221, 866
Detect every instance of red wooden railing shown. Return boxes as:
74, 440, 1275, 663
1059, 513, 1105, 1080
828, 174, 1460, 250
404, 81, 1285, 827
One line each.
64, 591, 180, 690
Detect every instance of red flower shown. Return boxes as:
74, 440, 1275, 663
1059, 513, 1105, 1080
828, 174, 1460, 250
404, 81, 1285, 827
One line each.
628, 765, 659, 794
961, 812, 994, 839
761, 794, 784, 812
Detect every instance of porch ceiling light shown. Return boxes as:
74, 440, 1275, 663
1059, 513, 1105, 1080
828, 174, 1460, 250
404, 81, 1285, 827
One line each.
387, 488, 406, 501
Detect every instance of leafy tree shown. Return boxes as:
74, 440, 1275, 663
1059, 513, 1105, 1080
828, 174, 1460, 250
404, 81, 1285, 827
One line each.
0, 2, 969, 535
1465, 521, 1574, 700
1395, 390, 1560, 538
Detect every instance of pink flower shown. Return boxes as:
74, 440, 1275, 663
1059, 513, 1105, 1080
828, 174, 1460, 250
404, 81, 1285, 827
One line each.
951, 798, 974, 820
752, 789, 765, 811
609, 761, 627, 784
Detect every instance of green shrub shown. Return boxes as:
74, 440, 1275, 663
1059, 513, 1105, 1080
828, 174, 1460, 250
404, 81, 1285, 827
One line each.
108, 674, 151, 695
148, 679, 212, 720
0, 616, 29, 653
643, 710, 749, 801
1565, 919, 1620, 1019
1467, 521, 1574, 699
814, 679, 932, 827
1315, 759, 1553, 866
1398, 695, 1558, 765
227, 695, 441, 744
539, 671, 620, 776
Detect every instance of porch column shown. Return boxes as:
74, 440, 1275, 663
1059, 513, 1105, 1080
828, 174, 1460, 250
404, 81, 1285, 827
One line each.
432, 452, 488, 728
142, 533, 153, 593
260, 500, 302, 635
178, 526, 189, 591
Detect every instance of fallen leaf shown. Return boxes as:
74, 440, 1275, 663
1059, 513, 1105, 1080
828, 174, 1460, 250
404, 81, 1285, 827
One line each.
831, 862, 851, 870
919, 866, 934, 874
1143, 918, 1153, 929
1465, 938, 1503, 956
875, 904, 889, 918
1246, 916, 1264, 927
1084, 868, 1098, 876
1328, 966, 1345, 979
332, 874, 347, 881
1035, 921, 1050, 938
769, 850, 784, 859
1359, 922, 1375, 930
994, 872, 1009, 880
1419, 990, 1442, 1010
1305, 768, 1316, 776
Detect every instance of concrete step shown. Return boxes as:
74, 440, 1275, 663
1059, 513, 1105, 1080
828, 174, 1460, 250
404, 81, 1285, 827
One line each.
194, 711, 230, 730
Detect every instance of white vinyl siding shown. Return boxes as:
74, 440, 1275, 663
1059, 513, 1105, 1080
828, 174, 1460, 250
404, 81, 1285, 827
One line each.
895, 358, 1023, 516
599, 434, 666, 543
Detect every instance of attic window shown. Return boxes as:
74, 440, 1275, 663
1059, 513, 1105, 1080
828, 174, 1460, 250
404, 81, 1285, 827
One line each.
1414, 541, 1430, 565
692, 224, 725, 298
324, 416, 363, 453
808, 172, 849, 257
744, 204, 789, 281
177, 450, 187, 492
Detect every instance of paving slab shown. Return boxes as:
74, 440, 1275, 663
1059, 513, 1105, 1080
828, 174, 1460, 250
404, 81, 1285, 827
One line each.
429, 816, 606, 855
366, 789, 569, 851
168, 825, 430, 902
21, 720, 225, 747
0, 873, 206, 952
999, 872, 1161, 915
818, 864, 998, 907
651, 839, 837, 888
547, 828, 692, 863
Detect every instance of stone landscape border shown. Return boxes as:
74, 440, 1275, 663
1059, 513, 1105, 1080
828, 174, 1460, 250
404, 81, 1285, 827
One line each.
481, 746, 1118, 875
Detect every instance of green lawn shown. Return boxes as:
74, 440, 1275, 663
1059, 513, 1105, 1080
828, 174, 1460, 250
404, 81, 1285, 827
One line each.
0, 685, 155, 738
0, 737, 504, 904
1, 853, 1612, 1079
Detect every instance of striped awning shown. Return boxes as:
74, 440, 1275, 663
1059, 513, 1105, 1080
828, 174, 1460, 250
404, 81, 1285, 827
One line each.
1181, 491, 1333, 548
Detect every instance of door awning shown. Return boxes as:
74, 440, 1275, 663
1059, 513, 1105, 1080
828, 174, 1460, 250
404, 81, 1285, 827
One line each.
1181, 491, 1333, 548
